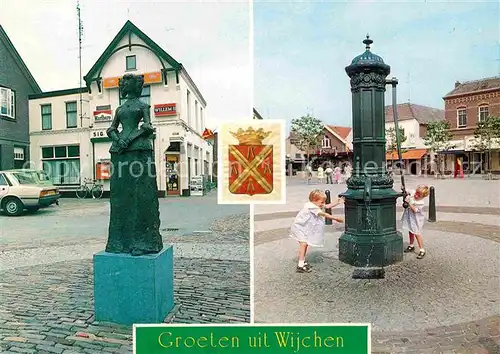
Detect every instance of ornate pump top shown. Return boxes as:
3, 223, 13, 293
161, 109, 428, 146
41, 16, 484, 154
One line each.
350, 34, 385, 65
230, 127, 271, 145
346, 34, 390, 76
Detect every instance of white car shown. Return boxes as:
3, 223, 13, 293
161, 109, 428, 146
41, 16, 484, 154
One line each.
0, 169, 60, 216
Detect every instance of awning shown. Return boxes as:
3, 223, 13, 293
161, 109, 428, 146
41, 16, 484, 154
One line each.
386, 149, 427, 161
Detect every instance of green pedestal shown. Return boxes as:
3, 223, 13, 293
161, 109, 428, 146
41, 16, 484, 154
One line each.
93, 246, 174, 325
339, 187, 403, 267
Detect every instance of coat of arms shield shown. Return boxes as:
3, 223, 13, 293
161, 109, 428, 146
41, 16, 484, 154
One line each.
228, 127, 273, 195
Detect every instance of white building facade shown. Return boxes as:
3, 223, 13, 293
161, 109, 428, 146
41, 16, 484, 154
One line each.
28, 20, 213, 197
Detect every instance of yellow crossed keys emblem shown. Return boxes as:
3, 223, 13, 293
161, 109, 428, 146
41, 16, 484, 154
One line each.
228, 127, 273, 195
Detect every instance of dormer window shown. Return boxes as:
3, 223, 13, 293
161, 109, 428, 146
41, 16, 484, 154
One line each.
126, 55, 136, 71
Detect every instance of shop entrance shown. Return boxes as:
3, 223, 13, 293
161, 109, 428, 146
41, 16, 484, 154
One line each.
166, 154, 180, 196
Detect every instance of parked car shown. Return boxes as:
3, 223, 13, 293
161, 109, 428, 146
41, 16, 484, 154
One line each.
0, 169, 60, 216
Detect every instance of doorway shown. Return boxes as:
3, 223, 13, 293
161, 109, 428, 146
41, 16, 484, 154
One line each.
166, 154, 180, 196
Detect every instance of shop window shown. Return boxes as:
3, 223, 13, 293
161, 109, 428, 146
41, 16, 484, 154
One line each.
41, 104, 52, 130
41, 145, 81, 185
66, 101, 78, 128
126, 55, 136, 70
0, 86, 15, 119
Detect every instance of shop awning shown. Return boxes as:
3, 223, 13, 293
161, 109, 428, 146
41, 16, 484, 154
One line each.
386, 149, 427, 161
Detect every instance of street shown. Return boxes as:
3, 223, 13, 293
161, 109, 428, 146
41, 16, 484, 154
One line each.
0, 192, 250, 353
254, 176, 500, 354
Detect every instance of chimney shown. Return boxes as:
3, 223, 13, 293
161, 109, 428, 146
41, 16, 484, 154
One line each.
455, 81, 461, 88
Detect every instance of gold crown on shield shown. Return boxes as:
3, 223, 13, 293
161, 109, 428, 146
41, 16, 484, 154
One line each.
230, 127, 271, 145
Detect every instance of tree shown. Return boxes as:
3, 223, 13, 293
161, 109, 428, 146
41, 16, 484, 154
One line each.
472, 115, 500, 179
291, 114, 324, 163
423, 120, 454, 176
386, 125, 407, 153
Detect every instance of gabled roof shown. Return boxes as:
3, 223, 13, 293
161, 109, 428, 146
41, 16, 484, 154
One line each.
0, 25, 41, 93
327, 125, 351, 140
83, 20, 206, 106
444, 76, 500, 97
385, 103, 444, 124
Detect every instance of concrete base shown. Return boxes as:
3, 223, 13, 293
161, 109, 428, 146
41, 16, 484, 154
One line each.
93, 246, 174, 325
339, 231, 403, 267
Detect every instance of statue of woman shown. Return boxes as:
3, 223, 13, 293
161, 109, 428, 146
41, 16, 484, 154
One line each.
105, 73, 163, 256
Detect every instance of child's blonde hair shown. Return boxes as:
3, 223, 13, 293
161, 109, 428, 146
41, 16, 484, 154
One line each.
416, 185, 430, 198
309, 189, 326, 202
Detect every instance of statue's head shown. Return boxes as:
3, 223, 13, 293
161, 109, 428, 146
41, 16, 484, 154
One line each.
120, 74, 144, 99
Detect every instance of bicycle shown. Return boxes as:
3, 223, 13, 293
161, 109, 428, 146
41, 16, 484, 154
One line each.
76, 178, 104, 199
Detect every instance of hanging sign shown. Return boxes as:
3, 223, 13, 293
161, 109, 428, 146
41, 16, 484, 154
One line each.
93, 109, 113, 122
154, 103, 176, 117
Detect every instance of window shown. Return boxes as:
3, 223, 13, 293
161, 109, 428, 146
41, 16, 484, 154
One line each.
457, 108, 467, 127
119, 85, 150, 106
200, 107, 204, 129
0, 174, 8, 186
187, 90, 191, 125
0, 87, 15, 119
41, 145, 80, 185
195, 100, 199, 131
322, 135, 331, 148
479, 106, 489, 122
13, 147, 24, 161
41, 104, 52, 130
66, 101, 78, 128
126, 55, 136, 70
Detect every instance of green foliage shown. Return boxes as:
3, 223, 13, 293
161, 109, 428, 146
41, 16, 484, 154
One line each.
472, 115, 500, 151
290, 114, 324, 157
386, 125, 407, 152
472, 115, 500, 175
423, 120, 454, 152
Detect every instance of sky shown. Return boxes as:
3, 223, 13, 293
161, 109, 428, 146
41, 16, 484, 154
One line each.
0, 0, 251, 129
254, 0, 500, 131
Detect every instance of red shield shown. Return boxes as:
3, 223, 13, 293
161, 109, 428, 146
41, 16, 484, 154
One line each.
228, 144, 273, 195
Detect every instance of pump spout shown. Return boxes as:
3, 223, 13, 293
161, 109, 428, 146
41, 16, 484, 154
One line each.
364, 176, 372, 202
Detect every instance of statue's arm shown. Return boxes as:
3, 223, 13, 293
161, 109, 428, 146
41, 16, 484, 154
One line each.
107, 108, 121, 142
140, 103, 155, 135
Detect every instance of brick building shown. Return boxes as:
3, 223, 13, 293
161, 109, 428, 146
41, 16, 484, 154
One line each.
0, 25, 41, 170
443, 77, 500, 174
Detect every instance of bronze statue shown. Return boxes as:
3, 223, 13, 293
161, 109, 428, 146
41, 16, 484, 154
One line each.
105, 73, 163, 256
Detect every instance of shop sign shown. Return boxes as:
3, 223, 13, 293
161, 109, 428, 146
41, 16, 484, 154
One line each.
96, 161, 111, 180
91, 129, 108, 139
94, 109, 113, 122
154, 103, 176, 117
103, 77, 120, 89
143, 72, 162, 84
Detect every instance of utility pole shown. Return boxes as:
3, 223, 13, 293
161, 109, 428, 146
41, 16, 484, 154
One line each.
77, 1, 84, 127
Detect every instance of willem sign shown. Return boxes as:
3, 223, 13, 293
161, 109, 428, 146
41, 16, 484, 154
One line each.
154, 103, 176, 117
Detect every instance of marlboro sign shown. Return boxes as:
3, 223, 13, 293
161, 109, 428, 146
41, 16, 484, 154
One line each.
93, 110, 112, 122
154, 103, 176, 117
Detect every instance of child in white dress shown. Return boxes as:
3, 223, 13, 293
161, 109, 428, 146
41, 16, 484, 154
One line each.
290, 190, 344, 273
401, 185, 430, 259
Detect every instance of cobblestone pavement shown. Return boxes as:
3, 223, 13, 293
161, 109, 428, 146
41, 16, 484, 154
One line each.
0, 192, 250, 353
254, 178, 500, 353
